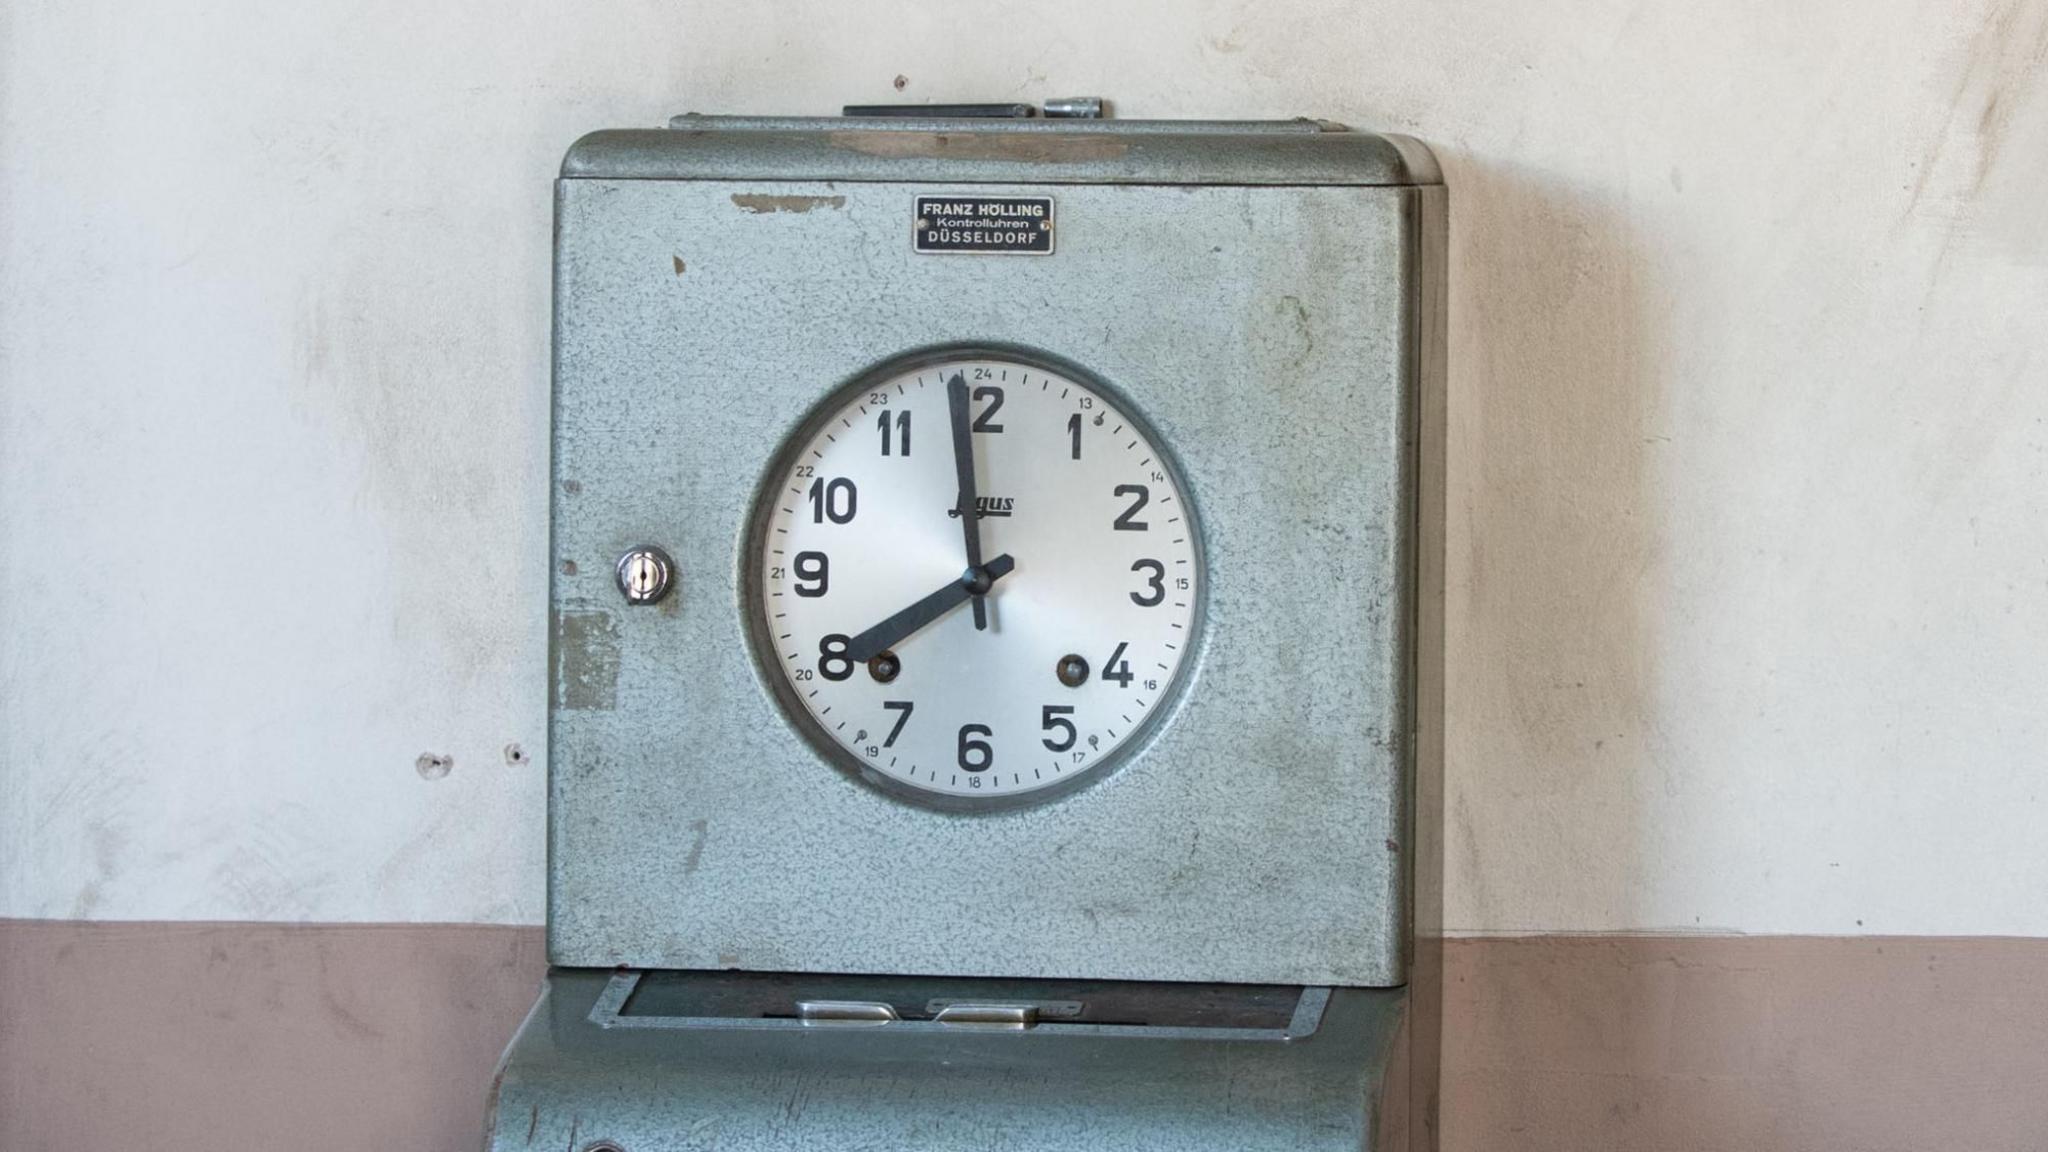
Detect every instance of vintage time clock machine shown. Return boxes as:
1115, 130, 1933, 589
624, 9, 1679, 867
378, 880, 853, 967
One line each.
487, 97, 1446, 1151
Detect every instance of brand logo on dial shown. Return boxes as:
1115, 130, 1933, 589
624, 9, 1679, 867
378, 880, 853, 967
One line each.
947, 496, 1015, 519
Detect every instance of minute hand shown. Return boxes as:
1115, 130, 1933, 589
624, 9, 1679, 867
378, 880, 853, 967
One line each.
946, 372, 989, 630
845, 554, 1016, 663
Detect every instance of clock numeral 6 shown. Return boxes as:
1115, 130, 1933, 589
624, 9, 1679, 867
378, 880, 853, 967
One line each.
1040, 705, 1077, 752
807, 477, 857, 524
793, 551, 829, 597
957, 723, 993, 772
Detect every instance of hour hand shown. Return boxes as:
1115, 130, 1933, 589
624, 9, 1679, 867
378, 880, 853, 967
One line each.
846, 554, 1015, 663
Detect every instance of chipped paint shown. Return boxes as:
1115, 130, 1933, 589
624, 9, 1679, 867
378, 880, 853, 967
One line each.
682, 818, 708, 875
551, 610, 619, 712
729, 193, 845, 214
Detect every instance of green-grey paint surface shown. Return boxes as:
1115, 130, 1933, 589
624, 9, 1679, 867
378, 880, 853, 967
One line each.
545, 118, 1443, 987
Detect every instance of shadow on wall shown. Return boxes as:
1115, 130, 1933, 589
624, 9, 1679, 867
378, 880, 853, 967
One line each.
1442, 150, 1665, 935
1432, 150, 1669, 1150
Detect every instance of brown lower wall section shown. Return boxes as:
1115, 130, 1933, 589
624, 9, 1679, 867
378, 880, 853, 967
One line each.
0, 921, 546, 1152
1441, 936, 2048, 1150
4, 923, 2047, 1151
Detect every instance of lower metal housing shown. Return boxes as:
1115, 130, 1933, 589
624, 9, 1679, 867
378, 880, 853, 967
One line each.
487, 970, 1407, 1152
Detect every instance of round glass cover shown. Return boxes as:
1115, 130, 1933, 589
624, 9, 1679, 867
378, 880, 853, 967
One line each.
749, 348, 1204, 809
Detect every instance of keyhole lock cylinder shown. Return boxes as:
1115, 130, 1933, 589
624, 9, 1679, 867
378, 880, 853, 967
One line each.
616, 546, 675, 605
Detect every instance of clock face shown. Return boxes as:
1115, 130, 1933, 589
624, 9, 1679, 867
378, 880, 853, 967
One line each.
750, 350, 1204, 808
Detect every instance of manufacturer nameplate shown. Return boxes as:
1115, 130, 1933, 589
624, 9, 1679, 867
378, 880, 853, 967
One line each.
913, 195, 1055, 255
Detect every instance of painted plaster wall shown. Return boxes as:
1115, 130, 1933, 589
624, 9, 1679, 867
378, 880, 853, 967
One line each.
2, 0, 2043, 933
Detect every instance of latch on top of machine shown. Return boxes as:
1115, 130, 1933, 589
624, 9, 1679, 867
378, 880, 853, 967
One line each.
840, 96, 1101, 255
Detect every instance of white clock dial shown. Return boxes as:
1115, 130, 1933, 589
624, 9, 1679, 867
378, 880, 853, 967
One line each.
751, 352, 1203, 807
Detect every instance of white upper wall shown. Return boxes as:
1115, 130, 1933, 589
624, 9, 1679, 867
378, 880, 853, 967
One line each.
2, 0, 2042, 933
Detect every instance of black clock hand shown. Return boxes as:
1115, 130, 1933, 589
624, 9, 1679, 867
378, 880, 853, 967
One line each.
946, 372, 989, 630
846, 554, 1015, 663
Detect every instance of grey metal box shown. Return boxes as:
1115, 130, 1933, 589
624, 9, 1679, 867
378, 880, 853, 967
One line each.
548, 118, 1444, 987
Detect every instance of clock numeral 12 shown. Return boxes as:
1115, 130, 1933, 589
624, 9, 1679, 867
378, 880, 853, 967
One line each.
972, 386, 1005, 432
